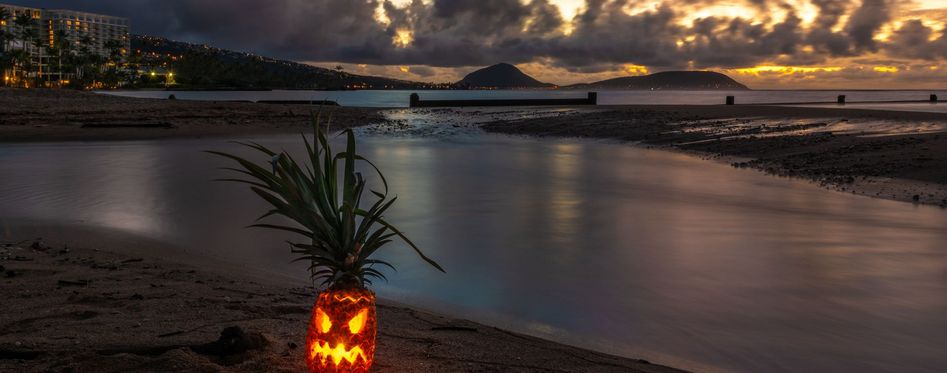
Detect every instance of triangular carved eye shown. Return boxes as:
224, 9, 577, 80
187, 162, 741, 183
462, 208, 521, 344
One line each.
315, 308, 332, 333
348, 308, 368, 334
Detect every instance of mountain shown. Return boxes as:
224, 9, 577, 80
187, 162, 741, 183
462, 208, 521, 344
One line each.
131, 35, 444, 90
567, 71, 749, 90
455, 63, 555, 89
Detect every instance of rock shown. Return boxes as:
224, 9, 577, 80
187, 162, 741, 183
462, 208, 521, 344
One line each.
30, 240, 48, 251
912, 194, 921, 202
191, 326, 268, 357
58, 279, 90, 287
5, 270, 16, 278
131, 293, 144, 300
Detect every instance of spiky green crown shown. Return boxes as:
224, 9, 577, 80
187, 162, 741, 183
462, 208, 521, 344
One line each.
209, 114, 443, 288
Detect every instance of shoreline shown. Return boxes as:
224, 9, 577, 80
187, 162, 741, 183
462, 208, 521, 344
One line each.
0, 88, 385, 143
0, 222, 684, 372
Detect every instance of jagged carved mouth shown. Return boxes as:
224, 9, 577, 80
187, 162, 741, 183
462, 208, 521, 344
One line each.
310, 341, 368, 365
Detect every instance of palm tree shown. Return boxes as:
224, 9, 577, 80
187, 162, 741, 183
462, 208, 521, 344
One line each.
13, 13, 37, 85
0, 7, 10, 52
0, 8, 10, 85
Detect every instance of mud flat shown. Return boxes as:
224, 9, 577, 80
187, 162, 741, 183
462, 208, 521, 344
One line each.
481, 105, 947, 207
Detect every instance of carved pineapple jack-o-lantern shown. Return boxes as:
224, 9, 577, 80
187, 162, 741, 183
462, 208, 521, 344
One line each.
306, 286, 377, 373
214, 124, 444, 372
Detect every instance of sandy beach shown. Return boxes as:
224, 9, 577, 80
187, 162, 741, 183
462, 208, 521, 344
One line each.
0, 88, 384, 142
0, 223, 683, 373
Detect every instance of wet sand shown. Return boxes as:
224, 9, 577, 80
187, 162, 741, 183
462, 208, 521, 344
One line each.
0, 224, 682, 373
481, 105, 947, 207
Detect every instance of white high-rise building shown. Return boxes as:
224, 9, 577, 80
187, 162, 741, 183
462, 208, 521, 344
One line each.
1, 3, 130, 85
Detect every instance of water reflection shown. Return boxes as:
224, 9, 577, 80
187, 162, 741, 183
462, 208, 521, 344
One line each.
2, 135, 947, 373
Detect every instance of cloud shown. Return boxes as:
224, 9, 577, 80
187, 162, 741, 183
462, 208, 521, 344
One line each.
7, 0, 947, 88
845, 0, 893, 51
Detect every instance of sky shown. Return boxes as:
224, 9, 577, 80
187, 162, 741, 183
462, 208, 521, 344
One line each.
7, 0, 947, 89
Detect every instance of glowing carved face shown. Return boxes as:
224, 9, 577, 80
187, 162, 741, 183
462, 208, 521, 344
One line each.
305, 288, 377, 373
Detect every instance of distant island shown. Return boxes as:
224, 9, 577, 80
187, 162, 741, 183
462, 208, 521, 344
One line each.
565, 71, 749, 90
133, 37, 748, 91
454, 63, 556, 89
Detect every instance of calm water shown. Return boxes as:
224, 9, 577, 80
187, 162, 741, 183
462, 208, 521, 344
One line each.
99, 89, 947, 113
2, 120, 947, 372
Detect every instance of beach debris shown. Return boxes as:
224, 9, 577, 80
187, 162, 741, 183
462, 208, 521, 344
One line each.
190, 326, 268, 357
91, 261, 120, 270
122, 258, 144, 264
0, 348, 44, 360
30, 240, 49, 251
430, 325, 478, 332
58, 279, 91, 287
4, 270, 15, 278
81, 122, 175, 129
131, 293, 145, 300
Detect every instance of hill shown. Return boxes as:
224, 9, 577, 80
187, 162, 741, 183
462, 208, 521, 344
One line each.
131, 35, 444, 90
455, 63, 555, 89
567, 71, 749, 90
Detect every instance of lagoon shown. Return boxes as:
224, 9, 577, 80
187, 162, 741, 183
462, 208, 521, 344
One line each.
2, 120, 947, 372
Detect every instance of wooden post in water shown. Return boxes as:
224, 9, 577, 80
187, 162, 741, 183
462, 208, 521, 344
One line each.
588, 92, 598, 105
837, 95, 846, 105
932, 94, 938, 103
409, 93, 420, 107
726, 96, 735, 105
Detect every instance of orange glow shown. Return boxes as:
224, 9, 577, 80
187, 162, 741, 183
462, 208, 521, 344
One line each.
310, 342, 368, 366
873, 66, 899, 73
393, 29, 413, 48
306, 288, 376, 373
315, 308, 332, 333
348, 308, 368, 334
731, 65, 843, 76
624, 64, 649, 75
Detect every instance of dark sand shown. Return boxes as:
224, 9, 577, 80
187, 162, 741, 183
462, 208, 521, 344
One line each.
0, 225, 683, 373
481, 105, 947, 207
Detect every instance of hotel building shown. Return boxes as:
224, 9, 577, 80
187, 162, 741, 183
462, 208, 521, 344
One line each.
1, 3, 130, 85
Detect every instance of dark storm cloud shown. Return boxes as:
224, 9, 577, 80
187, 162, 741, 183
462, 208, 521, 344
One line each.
550, 2, 682, 68
7, 0, 942, 71
886, 19, 947, 60
845, 0, 892, 51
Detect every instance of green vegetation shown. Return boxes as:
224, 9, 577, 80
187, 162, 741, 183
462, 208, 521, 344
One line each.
208, 115, 444, 288
134, 35, 447, 90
